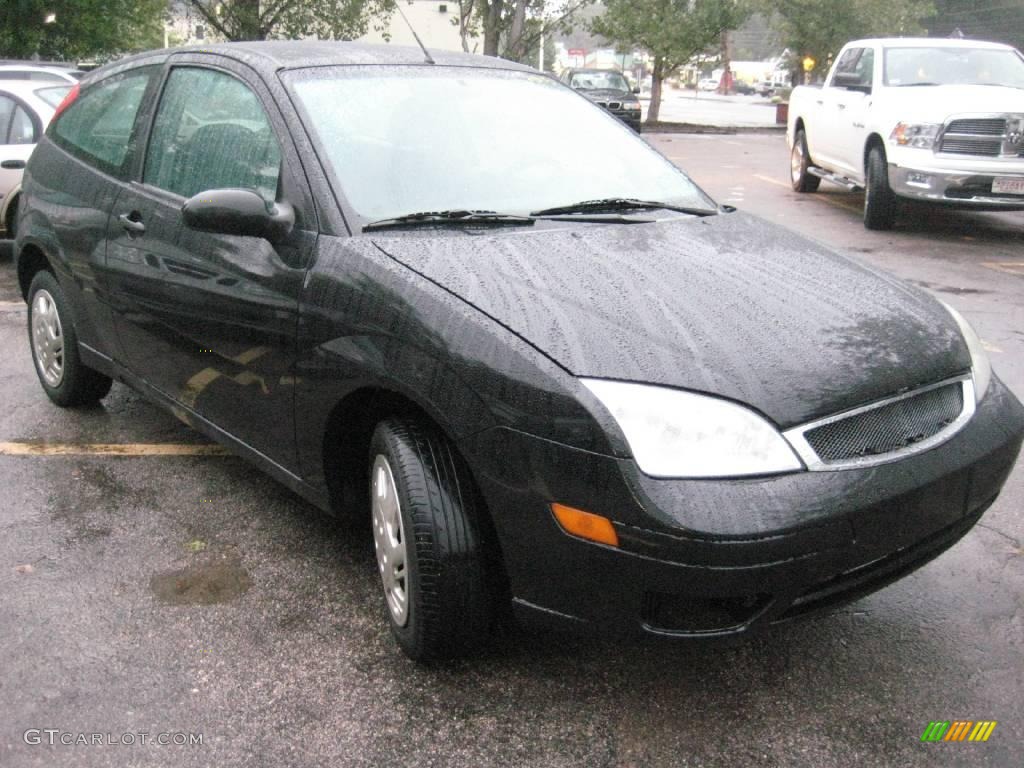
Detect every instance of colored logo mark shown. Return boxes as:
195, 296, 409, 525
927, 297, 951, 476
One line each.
921, 721, 997, 742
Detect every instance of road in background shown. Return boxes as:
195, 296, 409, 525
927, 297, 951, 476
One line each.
1, 134, 1022, 767
641, 90, 780, 127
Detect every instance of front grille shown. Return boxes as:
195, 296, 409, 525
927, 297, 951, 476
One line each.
938, 115, 1024, 157
938, 137, 1002, 156
946, 118, 1005, 136
804, 382, 964, 463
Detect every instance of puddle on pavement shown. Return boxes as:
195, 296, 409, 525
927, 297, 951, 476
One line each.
150, 555, 252, 605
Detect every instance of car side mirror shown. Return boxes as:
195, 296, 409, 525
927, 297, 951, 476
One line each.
833, 72, 871, 94
633, 86, 640, 94
182, 188, 294, 243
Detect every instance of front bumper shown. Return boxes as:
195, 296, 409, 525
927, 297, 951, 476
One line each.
888, 163, 1024, 209
459, 375, 1024, 638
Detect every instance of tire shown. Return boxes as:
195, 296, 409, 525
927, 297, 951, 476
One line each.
864, 146, 897, 230
790, 129, 821, 192
27, 270, 113, 407
368, 418, 490, 660
5, 194, 18, 239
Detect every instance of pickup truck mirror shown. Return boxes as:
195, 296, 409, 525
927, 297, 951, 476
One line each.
182, 188, 294, 243
833, 71, 872, 94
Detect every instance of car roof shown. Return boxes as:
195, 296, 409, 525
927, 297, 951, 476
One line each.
0, 79, 72, 100
848, 37, 1018, 50
0, 64, 79, 78
95, 41, 537, 80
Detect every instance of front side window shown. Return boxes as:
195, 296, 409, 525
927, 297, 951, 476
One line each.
52, 68, 154, 174
144, 67, 281, 202
286, 67, 712, 223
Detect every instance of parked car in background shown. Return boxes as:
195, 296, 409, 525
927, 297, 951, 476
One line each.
560, 67, 642, 131
0, 80, 70, 240
732, 80, 755, 95
0, 64, 83, 83
14, 42, 1024, 662
788, 37, 1024, 229
698, 77, 720, 92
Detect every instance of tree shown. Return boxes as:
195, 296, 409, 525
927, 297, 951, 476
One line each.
0, 0, 167, 60
471, 0, 593, 61
927, 0, 1024, 50
770, 0, 934, 82
184, 0, 397, 42
591, 0, 751, 124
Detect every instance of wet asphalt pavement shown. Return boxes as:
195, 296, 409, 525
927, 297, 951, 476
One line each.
2, 133, 1023, 767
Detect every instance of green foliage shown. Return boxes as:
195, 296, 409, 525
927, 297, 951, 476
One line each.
770, 0, 935, 76
0, 0, 167, 60
591, 0, 750, 75
185, 0, 397, 42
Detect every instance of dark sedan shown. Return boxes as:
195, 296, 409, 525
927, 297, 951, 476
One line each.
560, 67, 643, 130
14, 42, 1024, 661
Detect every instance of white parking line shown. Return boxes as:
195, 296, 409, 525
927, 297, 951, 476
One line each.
0, 442, 230, 456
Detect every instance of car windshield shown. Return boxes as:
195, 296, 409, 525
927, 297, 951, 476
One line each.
287, 67, 712, 223
884, 46, 1024, 88
570, 71, 630, 91
34, 84, 71, 108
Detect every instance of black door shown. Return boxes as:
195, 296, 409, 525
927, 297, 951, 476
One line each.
105, 61, 315, 469
22, 66, 159, 362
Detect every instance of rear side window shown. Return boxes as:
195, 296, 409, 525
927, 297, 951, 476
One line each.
51, 67, 154, 176
9, 105, 35, 143
144, 67, 281, 202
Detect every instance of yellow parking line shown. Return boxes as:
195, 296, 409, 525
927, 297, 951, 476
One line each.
753, 174, 790, 189
0, 442, 229, 456
981, 261, 1024, 276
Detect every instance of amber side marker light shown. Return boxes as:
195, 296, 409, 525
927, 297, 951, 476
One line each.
551, 503, 619, 547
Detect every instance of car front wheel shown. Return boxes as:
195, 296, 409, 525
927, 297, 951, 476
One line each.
369, 418, 490, 660
864, 146, 897, 230
27, 270, 113, 407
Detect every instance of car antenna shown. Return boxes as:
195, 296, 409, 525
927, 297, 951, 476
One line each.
395, 3, 435, 65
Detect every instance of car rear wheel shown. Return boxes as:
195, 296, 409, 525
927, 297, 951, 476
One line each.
864, 146, 897, 230
369, 418, 490, 660
790, 129, 821, 192
28, 270, 112, 407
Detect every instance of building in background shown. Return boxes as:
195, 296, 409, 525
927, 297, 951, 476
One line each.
359, 1, 482, 53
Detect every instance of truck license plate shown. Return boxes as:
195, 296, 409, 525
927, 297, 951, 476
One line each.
992, 177, 1024, 195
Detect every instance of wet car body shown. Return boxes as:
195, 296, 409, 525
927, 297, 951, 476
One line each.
14, 42, 1024, 646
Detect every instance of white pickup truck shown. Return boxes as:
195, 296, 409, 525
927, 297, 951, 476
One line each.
787, 37, 1024, 229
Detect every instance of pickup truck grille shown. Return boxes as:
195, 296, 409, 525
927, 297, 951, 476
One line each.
938, 115, 1024, 158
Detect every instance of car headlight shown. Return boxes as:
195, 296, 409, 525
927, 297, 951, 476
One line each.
941, 302, 991, 402
581, 379, 803, 478
890, 122, 942, 149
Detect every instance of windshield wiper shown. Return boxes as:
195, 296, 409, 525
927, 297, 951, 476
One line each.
892, 82, 941, 87
364, 209, 535, 232
531, 198, 718, 218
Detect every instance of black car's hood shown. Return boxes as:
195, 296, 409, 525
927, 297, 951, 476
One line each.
371, 213, 970, 428
579, 88, 636, 102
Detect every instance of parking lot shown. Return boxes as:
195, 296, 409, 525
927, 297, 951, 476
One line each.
2, 132, 1022, 767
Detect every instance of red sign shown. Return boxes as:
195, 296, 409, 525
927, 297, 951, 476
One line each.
568, 49, 586, 57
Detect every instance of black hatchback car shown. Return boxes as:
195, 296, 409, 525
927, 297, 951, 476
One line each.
15, 42, 1024, 661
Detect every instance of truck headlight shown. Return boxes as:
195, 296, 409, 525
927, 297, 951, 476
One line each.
582, 379, 803, 478
941, 302, 991, 402
890, 122, 942, 149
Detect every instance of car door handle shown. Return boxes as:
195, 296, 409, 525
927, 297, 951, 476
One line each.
837, 103, 847, 110
1, 159, 26, 170
118, 212, 146, 235
815, 99, 823, 106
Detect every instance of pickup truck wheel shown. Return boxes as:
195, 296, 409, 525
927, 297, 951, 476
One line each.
27, 270, 113, 407
369, 418, 490, 661
864, 146, 897, 230
790, 129, 821, 192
